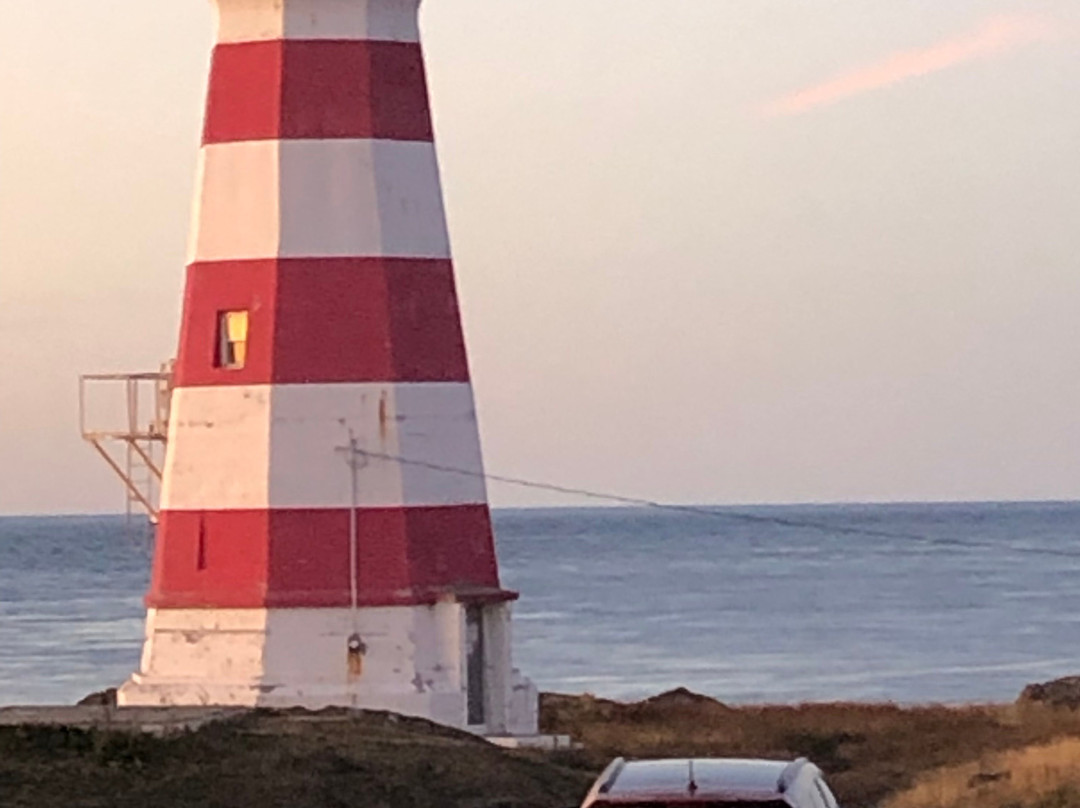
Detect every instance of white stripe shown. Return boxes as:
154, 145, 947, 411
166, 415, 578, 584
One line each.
214, 0, 421, 45
188, 140, 281, 265
161, 382, 488, 511
160, 385, 273, 512
188, 139, 451, 264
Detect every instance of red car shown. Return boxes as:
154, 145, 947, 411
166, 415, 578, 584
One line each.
579, 757, 841, 808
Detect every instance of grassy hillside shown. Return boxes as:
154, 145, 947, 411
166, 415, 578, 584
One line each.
0, 709, 591, 808
540, 690, 1080, 808
4, 691, 1080, 807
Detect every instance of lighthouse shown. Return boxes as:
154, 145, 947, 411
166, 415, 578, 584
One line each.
117, 0, 539, 737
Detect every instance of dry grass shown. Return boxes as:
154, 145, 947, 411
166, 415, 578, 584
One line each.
3, 692, 1080, 807
883, 737, 1080, 808
541, 691, 1080, 808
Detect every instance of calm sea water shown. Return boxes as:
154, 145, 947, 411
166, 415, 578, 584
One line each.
2, 503, 1080, 707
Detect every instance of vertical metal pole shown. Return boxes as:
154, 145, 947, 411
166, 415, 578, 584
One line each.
78, 377, 86, 437
348, 431, 359, 625
125, 379, 137, 538
338, 431, 365, 688
345, 433, 365, 692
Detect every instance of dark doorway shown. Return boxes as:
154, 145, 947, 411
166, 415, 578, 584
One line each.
466, 605, 486, 726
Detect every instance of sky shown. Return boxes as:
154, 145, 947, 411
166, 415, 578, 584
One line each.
1, 0, 1079, 515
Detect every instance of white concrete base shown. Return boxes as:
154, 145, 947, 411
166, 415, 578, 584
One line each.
486, 734, 578, 751
119, 602, 539, 737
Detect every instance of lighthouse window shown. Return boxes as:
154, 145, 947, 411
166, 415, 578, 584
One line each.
216, 310, 249, 369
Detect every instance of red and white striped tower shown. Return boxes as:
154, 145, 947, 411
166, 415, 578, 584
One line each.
118, 0, 539, 736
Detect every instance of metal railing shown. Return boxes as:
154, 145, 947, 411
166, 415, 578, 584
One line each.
79, 363, 173, 523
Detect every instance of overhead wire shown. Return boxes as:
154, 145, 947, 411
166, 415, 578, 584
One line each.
352, 447, 1080, 560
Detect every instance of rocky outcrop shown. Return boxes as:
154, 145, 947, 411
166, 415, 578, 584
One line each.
76, 688, 118, 707
639, 687, 731, 711
1018, 676, 1080, 709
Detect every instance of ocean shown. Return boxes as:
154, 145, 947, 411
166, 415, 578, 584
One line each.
2, 502, 1080, 707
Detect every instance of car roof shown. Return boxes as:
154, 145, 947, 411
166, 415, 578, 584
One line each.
598, 758, 805, 803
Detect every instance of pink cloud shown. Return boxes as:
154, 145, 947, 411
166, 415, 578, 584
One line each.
760, 13, 1058, 118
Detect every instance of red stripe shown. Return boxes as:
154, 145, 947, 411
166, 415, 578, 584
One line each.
174, 260, 278, 388
147, 506, 510, 609
173, 258, 470, 387
204, 39, 433, 144
274, 257, 469, 384
203, 40, 282, 145
149, 510, 271, 608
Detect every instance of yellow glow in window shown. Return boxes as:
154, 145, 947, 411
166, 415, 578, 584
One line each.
216, 310, 249, 369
